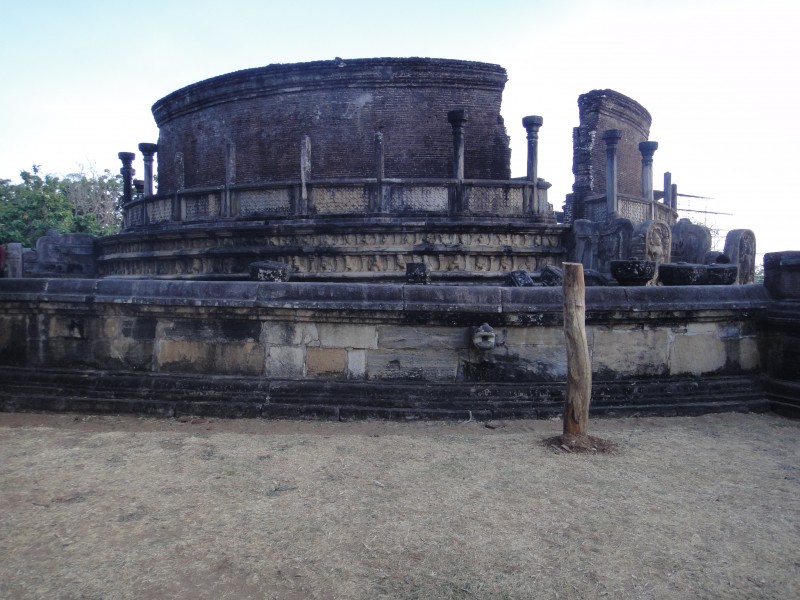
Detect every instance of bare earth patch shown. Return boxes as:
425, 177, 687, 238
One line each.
0, 412, 798, 599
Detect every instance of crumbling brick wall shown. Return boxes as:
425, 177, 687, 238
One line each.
567, 89, 652, 221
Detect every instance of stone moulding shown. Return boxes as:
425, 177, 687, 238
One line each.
96, 219, 567, 281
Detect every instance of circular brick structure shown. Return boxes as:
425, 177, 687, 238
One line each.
104, 58, 563, 281
152, 57, 511, 192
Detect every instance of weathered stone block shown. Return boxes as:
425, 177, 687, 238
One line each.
317, 323, 377, 349
307, 347, 347, 377
47, 316, 88, 339
348, 349, 367, 379
262, 322, 319, 346
591, 327, 670, 377
366, 348, 459, 381
670, 329, 727, 375
161, 319, 261, 342
764, 251, 800, 299
377, 325, 468, 350
737, 337, 760, 371
503, 327, 565, 347
157, 340, 264, 376
0, 317, 29, 366
266, 345, 305, 378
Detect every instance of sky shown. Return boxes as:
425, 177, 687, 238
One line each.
1, 0, 797, 259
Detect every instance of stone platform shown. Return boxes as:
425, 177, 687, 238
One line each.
0, 278, 778, 419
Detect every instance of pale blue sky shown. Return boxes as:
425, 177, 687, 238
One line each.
1, 0, 797, 257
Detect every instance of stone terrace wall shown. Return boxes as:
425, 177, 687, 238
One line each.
152, 58, 511, 193
0, 279, 772, 419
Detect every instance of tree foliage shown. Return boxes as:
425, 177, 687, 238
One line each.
0, 165, 122, 247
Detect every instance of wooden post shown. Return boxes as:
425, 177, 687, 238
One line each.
563, 262, 591, 436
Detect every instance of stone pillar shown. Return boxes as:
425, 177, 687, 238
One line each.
138, 143, 158, 196
663, 172, 672, 210
447, 109, 468, 180
175, 152, 185, 222
300, 135, 311, 214
175, 152, 185, 190
224, 142, 235, 217
639, 141, 658, 219
373, 132, 385, 213
118, 152, 135, 205
602, 130, 622, 220
522, 115, 543, 214
671, 183, 678, 211
374, 132, 384, 182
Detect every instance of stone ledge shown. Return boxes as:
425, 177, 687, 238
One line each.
0, 279, 773, 321
0, 366, 768, 421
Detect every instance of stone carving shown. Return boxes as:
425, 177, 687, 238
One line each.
540, 265, 563, 287
21, 230, 97, 277
571, 219, 597, 270
406, 262, 429, 284
596, 218, 633, 273
724, 229, 756, 284
471, 323, 496, 351
630, 220, 671, 265
671, 218, 712, 263
508, 269, 535, 287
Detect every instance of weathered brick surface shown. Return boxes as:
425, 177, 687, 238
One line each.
153, 58, 511, 193
568, 89, 652, 221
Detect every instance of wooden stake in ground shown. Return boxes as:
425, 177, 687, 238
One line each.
563, 262, 591, 436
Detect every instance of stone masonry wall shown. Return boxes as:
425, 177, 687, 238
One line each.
0, 279, 766, 383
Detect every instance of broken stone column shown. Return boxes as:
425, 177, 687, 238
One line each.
522, 115, 543, 213
639, 141, 658, 219
724, 229, 757, 284
602, 129, 622, 220
663, 172, 673, 210
6, 243, 23, 278
138, 143, 158, 196
118, 152, 135, 205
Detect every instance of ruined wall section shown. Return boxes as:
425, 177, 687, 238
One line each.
567, 89, 652, 221
153, 58, 511, 194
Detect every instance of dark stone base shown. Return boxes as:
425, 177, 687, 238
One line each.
0, 367, 769, 421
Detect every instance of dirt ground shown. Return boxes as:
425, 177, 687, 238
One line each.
0, 411, 798, 600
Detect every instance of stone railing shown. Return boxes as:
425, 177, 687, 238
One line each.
582, 193, 677, 226
122, 177, 554, 229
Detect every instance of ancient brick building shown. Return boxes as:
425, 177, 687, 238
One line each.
153, 58, 512, 190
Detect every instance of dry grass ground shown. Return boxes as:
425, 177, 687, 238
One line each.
0, 411, 798, 600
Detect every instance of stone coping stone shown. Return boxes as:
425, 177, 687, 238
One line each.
0, 278, 773, 317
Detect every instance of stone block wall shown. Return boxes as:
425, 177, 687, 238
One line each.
0, 279, 774, 419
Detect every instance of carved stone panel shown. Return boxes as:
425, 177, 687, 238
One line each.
630, 220, 671, 265
671, 218, 712, 263
724, 229, 756, 284
312, 187, 369, 214
596, 218, 634, 273
238, 189, 292, 216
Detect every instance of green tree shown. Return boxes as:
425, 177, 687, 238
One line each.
0, 165, 122, 247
